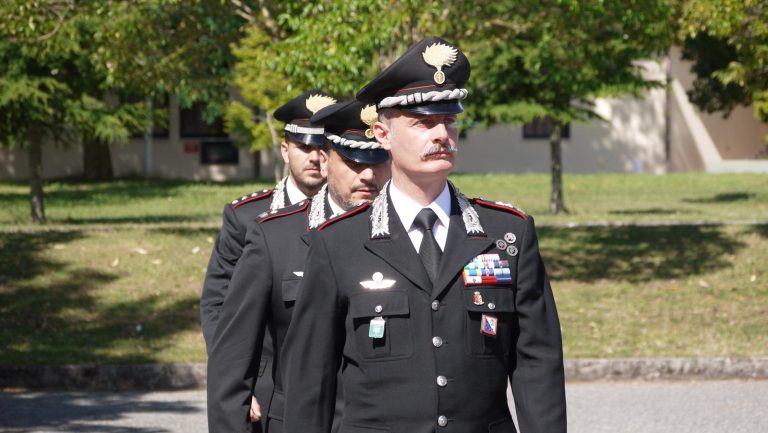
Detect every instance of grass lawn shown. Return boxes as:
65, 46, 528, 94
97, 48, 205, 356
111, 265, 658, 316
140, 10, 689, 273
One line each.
1, 172, 767, 227
0, 173, 767, 364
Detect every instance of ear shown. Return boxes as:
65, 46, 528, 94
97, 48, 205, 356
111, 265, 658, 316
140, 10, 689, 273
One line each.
280, 140, 290, 164
319, 149, 329, 178
373, 120, 391, 151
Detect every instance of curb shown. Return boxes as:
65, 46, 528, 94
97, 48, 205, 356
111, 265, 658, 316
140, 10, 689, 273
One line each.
2, 358, 768, 391
564, 357, 768, 382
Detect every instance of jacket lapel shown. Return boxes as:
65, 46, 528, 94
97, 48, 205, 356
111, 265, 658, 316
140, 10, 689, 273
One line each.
364, 198, 432, 294
432, 195, 493, 298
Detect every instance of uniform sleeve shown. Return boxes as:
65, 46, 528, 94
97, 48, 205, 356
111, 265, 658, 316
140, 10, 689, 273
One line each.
282, 233, 344, 433
200, 204, 247, 352
206, 221, 272, 433
510, 215, 567, 433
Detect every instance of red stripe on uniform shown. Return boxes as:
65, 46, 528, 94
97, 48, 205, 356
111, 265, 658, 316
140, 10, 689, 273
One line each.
473, 199, 527, 220
232, 190, 274, 209
318, 202, 370, 231
259, 200, 310, 224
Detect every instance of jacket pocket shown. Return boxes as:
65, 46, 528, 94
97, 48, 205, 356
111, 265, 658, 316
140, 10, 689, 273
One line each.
340, 423, 391, 433
281, 277, 302, 303
349, 290, 412, 360
464, 287, 516, 357
488, 417, 517, 433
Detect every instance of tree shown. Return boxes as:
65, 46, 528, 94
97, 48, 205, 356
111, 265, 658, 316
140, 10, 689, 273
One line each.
463, 0, 675, 213
679, 0, 768, 148
225, 0, 455, 182
0, 1, 250, 222
228, 1, 675, 212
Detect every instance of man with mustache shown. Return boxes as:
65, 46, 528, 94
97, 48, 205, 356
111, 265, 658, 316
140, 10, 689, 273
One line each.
206, 100, 391, 433
282, 37, 566, 433
201, 89, 336, 429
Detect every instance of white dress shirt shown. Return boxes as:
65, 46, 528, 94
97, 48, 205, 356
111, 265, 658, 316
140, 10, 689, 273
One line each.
390, 181, 451, 252
285, 176, 309, 204
328, 193, 345, 216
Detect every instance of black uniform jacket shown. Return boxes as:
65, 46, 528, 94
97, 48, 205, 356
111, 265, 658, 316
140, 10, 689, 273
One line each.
282, 183, 566, 433
207, 191, 338, 433
201, 178, 290, 432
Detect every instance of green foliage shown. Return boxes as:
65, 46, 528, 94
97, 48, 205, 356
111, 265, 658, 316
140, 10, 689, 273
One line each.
226, 0, 455, 151
464, 0, 675, 125
679, 0, 768, 143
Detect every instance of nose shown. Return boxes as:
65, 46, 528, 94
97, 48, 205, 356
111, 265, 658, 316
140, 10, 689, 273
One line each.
432, 121, 449, 143
307, 148, 322, 162
357, 166, 375, 182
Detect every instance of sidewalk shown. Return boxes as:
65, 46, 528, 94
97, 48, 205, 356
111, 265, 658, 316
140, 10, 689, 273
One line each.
2, 357, 768, 390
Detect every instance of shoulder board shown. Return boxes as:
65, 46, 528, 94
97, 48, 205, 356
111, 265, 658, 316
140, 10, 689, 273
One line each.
231, 188, 273, 209
473, 198, 527, 220
258, 199, 309, 224
317, 201, 370, 231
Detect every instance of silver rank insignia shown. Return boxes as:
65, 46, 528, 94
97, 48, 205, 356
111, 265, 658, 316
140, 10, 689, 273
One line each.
360, 272, 396, 290
495, 239, 507, 250
504, 232, 517, 243
369, 316, 386, 339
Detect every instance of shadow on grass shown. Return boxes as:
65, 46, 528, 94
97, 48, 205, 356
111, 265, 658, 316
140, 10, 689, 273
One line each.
59, 214, 213, 225
608, 208, 691, 216
751, 224, 768, 238
0, 391, 201, 432
539, 224, 745, 283
683, 192, 755, 203
0, 231, 201, 365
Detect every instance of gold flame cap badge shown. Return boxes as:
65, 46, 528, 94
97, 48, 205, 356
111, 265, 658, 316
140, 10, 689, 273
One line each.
422, 42, 458, 85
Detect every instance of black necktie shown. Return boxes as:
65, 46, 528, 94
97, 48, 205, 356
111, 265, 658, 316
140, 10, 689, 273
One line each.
414, 208, 442, 283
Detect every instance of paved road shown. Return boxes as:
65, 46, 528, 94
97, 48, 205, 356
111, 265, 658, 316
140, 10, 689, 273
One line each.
2, 380, 767, 432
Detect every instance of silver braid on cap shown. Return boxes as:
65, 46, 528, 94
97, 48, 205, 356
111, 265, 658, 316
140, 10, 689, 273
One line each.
325, 133, 382, 149
378, 88, 468, 109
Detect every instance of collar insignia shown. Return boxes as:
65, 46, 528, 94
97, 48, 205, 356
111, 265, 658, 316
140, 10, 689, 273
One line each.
360, 272, 396, 290
370, 180, 391, 239
293, 271, 304, 277
308, 184, 329, 229
269, 177, 288, 212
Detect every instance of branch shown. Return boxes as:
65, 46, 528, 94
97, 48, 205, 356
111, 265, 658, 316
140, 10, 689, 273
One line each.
36, 1, 74, 42
230, 0, 257, 24
256, 0, 280, 38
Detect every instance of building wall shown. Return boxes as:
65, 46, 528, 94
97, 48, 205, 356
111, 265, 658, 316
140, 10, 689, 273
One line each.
0, 96, 262, 181
669, 46, 768, 160
456, 61, 667, 174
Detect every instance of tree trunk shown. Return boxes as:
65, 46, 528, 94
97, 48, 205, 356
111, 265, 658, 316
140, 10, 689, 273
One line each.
549, 120, 566, 215
27, 129, 46, 224
264, 112, 283, 183
82, 140, 114, 180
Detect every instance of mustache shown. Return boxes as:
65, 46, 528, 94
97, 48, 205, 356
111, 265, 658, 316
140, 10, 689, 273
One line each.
420, 142, 458, 158
352, 181, 380, 192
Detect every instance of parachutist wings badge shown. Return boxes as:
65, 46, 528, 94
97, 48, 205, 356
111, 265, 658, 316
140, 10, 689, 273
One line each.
305, 94, 337, 114
422, 42, 458, 85
359, 272, 396, 290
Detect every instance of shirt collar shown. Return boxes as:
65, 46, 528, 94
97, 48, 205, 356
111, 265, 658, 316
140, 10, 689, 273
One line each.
328, 193, 345, 216
285, 176, 308, 205
390, 181, 451, 231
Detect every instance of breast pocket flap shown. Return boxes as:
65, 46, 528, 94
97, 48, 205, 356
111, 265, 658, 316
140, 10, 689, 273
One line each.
349, 290, 409, 318
463, 287, 515, 313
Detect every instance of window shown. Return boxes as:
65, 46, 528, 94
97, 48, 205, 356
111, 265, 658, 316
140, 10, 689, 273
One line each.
522, 117, 570, 139
180, 102, 228, 138
201, 140, 239, 165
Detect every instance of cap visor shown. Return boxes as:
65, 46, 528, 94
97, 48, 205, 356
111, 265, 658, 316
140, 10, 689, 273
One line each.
399, 101, 464, 115
333, 143, 390, 165
286, 132, 326, 146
